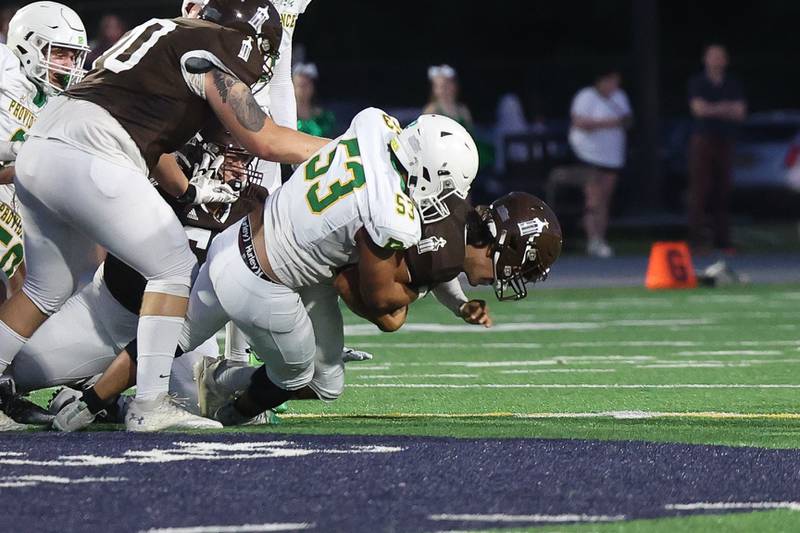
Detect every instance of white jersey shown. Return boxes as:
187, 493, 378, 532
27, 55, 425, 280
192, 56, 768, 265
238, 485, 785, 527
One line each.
255, 0, 313, 193
0, 44, 40, 146
0, 44, 42, 284
264, 108, 421, 288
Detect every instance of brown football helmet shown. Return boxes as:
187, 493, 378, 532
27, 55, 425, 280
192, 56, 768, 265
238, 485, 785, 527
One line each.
481, 192, 562, 300
198, 121, 263, 191
199, 0, 282, 84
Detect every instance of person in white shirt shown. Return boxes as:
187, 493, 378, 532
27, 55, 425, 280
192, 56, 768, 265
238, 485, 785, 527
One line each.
568, 68, 632, 258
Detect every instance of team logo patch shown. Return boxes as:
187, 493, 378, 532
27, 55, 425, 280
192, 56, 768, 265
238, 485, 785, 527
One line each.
238, 37, 254, 62
518, 217, 549, 238
249, 6, 272, 33
416, 236, 447, 254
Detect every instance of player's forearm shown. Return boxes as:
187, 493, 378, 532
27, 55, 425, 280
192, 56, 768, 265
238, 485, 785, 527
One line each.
432, 278, 469, 316
336, 266, 413, 330
258, 123, 328, 164
151, 153, 189, 197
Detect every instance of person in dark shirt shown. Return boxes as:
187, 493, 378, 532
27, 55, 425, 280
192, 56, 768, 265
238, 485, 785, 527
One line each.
687, 44, 747, 251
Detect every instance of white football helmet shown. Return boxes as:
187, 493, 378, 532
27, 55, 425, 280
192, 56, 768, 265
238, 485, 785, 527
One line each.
391, 114, 479, 223
7, 2, 89, 96
181, 0, 209, 17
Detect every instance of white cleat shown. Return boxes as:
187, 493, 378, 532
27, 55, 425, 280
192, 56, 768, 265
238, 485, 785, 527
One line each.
195, 356, 237, 418
342, 346, 374, 363
48, 387, 82, 416
52, 399, 96, 432
125, 392, 222, 432
0, 409, 27, 431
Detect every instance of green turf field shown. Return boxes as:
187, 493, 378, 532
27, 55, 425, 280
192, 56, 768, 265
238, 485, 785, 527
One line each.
28, 282, 800, 531
272, 283, 800, 449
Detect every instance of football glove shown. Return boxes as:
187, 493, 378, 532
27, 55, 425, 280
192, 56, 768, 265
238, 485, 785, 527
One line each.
180, 153, 240, 205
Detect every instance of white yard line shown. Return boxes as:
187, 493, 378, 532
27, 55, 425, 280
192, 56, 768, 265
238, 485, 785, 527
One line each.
355, 374, 479, 379
141, 524, 315, 533
665, 502, 800, 512
678, 350, 783, 356
349, 383, 800, 389
281, 411, 800, 420
428, 513, 625, 523
499, 368, 616, 374
344, 318, 714, 336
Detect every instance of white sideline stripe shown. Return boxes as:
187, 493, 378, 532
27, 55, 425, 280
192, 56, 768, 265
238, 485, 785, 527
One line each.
356, 374, 478, 379
140, 523, 315, 533
665, 502, 800, 512
281, 411, 800, 420
678, 350, 783, 356
349, 383, 800, 389
428, 513, 625, 523
500, 368, 616, 374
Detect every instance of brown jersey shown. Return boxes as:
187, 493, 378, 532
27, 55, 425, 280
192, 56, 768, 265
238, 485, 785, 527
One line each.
67, 18, 264, 171
405, 196, 472, 289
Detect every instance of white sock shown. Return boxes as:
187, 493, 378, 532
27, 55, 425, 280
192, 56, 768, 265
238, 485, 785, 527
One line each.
224, 322, 250, 364
135, 315, 184, 402
0, 320, 28, 374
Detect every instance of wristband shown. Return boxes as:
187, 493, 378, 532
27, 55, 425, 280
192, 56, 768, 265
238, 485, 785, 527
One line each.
177, 183, 197, 204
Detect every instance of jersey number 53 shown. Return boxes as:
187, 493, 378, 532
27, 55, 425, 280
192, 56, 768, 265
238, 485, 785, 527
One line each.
304, 138, 365, 214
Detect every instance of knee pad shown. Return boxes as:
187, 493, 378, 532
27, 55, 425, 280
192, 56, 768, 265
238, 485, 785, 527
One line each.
22, 281, 70, 316
144, 253, 197, 298
144, 276, 193, 298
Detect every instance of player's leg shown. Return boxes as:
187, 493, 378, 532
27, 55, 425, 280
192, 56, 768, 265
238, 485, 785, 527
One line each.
206, 225, 316, 424
224, 322, 250, 364
9, 267, 137, 394
19, 141, 208, 430
0, 140, 98, 429
298, 284, 345, 402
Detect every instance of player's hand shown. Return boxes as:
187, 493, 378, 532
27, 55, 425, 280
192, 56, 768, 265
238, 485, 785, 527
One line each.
459, 299, 493, 328
188, 154, 239, 205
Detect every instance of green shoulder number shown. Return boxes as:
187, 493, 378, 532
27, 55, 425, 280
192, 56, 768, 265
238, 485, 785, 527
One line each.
305, 138, 366, 214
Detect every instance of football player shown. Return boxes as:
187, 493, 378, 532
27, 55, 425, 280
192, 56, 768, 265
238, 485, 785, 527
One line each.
0, 2, 89, 314
198, 192, 563, 424
3, 122, 266, 429
0, 0, 332, 432
103, 109, 478, 428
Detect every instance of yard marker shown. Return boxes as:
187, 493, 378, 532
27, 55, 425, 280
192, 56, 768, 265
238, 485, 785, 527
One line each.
645, 241, 697, 290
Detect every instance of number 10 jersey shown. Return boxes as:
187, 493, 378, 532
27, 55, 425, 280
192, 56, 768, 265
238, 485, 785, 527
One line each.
263, 108, 422, 288
66, 18, 264, 172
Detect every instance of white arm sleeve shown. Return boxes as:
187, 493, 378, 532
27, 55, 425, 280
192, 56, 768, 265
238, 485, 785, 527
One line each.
224, 322, 250, 364
0, 141, 21, 163
432, 278, 469, 317
267, 44, 297, 130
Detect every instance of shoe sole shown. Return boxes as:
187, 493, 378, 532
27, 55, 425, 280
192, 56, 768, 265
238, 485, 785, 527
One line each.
194, 358, 228, 418
125, 419, 223, 432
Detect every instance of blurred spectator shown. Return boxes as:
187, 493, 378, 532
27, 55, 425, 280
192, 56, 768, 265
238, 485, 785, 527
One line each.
424, 64, 494, 171
293, 63, 336, 138
568, 68, 632, 258
687, 44, 747, 252
494, 93, 528, 174
423, 64, 473, 126
0, 6, 19, 44
86, 14, 128, 68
